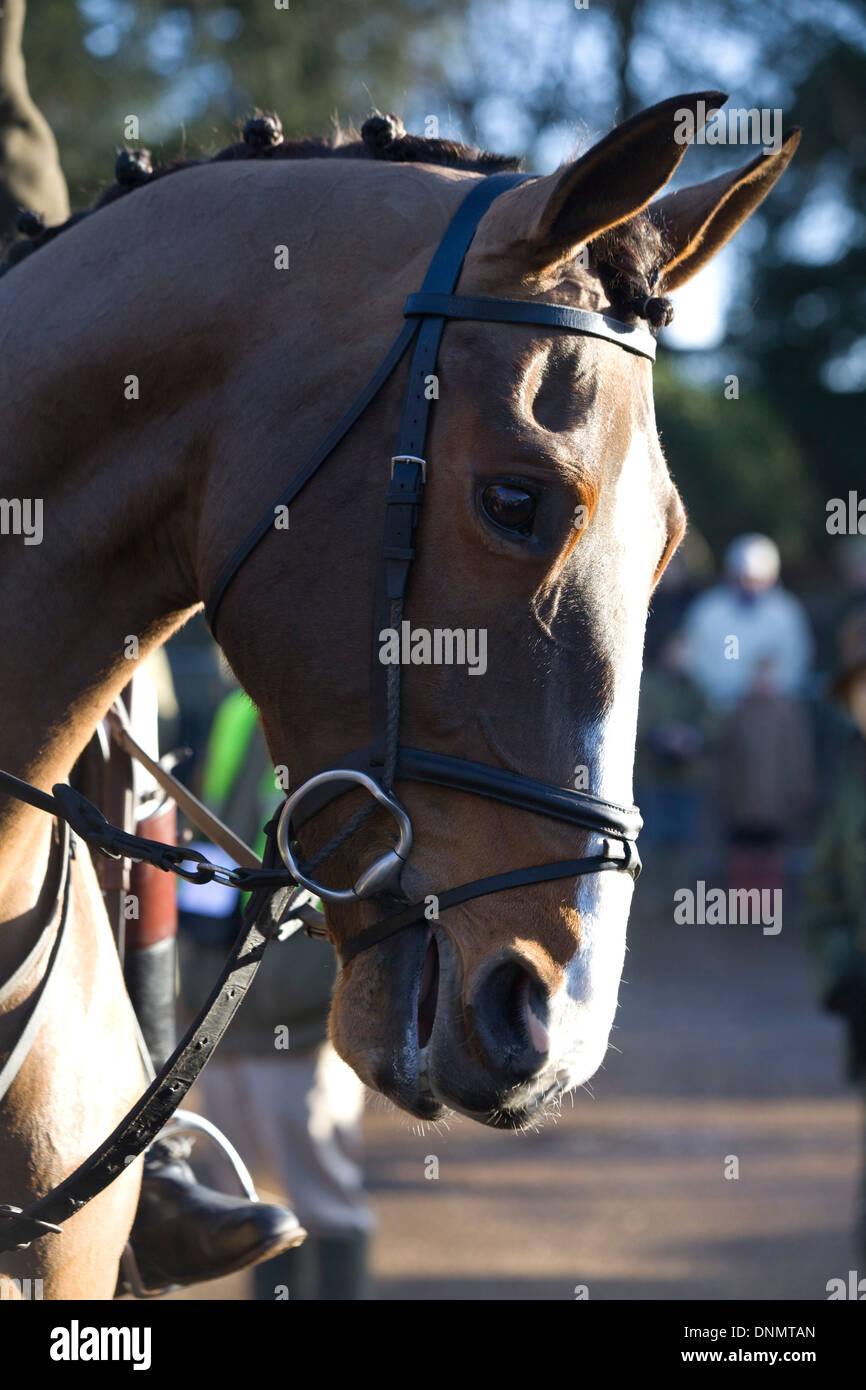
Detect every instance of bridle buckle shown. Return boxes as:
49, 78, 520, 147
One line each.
276, 769, 412, 904
602, 836, 642, 881
390, 454, 426, 481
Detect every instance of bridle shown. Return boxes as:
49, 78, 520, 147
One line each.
0, 169, 656, 1255
204, 170, 653, 966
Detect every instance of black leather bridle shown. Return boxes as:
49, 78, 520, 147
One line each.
0, 170, 657, 1256
204, 171, 652, 966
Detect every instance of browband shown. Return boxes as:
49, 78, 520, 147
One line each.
404, 292, 657, 360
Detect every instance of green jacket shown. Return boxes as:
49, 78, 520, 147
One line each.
180, 689, 336, 1056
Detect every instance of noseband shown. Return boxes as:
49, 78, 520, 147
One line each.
205, 172, 653, 965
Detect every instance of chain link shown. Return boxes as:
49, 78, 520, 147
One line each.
48, 784, 299, 892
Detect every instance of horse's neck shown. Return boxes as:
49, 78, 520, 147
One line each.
0, 155, 420, 923
0, 568, 193, 967
0, 274, 201, 948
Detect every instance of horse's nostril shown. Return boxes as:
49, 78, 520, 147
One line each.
417, 936, 439, 1049
517, 973, 550, 1056
470, 958, 550, 1083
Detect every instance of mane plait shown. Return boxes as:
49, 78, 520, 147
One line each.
0, 111, 522, 278
589, 211, 676, 330
0, 106, 668, 330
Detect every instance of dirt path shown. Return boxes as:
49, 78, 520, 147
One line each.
362, 866, 860, 1300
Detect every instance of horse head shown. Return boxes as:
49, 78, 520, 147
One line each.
199, 94, 800, 1126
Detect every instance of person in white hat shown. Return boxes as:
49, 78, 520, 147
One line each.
681, 533, 814, 710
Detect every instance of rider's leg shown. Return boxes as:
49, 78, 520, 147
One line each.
203, 1047, 373, 1301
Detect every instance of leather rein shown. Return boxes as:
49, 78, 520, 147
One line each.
0, 170, 653, 1256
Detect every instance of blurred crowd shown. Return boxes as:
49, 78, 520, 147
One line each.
637, 530, 866, 1250
637, 532, 866, 880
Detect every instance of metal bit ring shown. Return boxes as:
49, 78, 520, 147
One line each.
276, 769, 412, 903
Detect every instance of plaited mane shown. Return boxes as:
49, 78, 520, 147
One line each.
0, 110, 673, 324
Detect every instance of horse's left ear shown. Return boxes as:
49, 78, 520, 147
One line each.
650, 128, 802, 291
474, 92, 726, 278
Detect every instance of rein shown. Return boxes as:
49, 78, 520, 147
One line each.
0, 170, 652, 1258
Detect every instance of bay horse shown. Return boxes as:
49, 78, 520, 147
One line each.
0, 93, 799, 1297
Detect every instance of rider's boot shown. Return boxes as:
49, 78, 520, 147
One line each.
128, 1134, 305, 1293
122, 803, 306, 1293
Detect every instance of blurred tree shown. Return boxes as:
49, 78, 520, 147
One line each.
8, 0, 862, 565
653, 359, 818, 562
741, 38, 866, 509
22, 0, 465, 205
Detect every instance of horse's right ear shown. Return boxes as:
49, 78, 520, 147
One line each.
648, 129, 802, 291
498, 92, 727, 274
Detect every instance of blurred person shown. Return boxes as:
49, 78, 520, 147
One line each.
635, 629, 715, 858
0, 0, 68, 241
805, 607, 866, 1254
802, 538, 866, 819
177, 687, 374, 1300
808, 536, 866, 675
718, 655, 815, 894
682, 533, 814, 710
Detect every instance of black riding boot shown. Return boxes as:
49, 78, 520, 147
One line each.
121, 824, 306, 1294
128, 1135, 306, 1294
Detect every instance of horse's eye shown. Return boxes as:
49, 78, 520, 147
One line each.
481, 484, 537, 536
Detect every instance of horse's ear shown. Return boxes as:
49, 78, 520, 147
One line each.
651, 129, 802, 291
507, 92, 727, 271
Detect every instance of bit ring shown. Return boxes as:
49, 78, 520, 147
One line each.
276, 769, 412, 903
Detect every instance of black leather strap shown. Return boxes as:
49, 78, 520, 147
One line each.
392, 747, 642, 840
369, 174, 530, 766
0, 822, 294, 1256
393, 172, 532, 455
204, 317, 420, 635
290, 745, 641, 842
414, 173, 534, 296
340, 842, 638, 967
405, 292, 658, 361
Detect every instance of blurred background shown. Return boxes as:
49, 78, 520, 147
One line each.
19, 0, 866, 527
6, 0, 866, 1299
